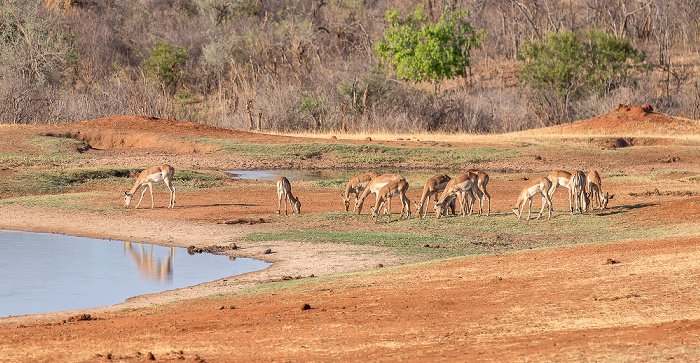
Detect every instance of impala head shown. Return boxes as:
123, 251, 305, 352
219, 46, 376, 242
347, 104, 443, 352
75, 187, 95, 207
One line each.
354, 199, 364, 215
370, 206, 380, 223
292, 197, 301, 214
415, 201, 424, 219
123, 191, 133, 208
602, 192, 614, 209
510, 205, 521, 220
433, 202, 444, 219
341, 194, 351, 212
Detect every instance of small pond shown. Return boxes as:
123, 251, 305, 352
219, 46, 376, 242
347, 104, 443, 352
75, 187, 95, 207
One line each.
0, 230, 271, 317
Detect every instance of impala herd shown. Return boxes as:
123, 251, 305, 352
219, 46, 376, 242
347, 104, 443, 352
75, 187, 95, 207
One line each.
123, 165, 614, 223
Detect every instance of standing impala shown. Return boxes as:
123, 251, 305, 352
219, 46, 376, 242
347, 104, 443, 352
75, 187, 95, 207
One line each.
355, 174, 405, 215
510, 177, 553, 221
433, 171, 482, 218
341, 172, 379, 212
547, 170, 573, 212
123, 165, 175, 209
569, 170, 587, 214
370, 179, 411, 223
415, 174, 452, 219
465, 169, 491, 216
586, 170, 613, 210
277, 177, 301, 215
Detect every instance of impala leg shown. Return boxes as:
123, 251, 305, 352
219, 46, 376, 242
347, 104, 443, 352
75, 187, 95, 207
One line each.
165, 179, 175, 209
527, 198, 533, 220
134, 184, 149, 209
483, 187, 491, 216
537, 194, 546, 220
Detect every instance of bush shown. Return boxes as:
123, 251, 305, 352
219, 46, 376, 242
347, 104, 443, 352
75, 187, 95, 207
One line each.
519, 29, 645, 124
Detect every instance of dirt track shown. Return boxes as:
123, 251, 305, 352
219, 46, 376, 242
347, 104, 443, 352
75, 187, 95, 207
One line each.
0, 110, 699, 361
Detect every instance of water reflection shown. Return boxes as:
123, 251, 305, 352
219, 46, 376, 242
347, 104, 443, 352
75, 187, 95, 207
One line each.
124, 242, 174, 283
0, 230, 271, 317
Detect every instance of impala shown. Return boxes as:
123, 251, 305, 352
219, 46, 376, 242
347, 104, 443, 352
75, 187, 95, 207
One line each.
415, 174, 452, 219
123, 165, 175, 209
465, 169, 491, 216
547, 170, 574, 212
277, 177, 301, 215
569, 170, 587, 214
355, 174, 405, 215
510, 177, 553, 221
586, 170, 613, 210
341, 172, 379, 212
370, 179, 411, 223
433, 172, 482, 218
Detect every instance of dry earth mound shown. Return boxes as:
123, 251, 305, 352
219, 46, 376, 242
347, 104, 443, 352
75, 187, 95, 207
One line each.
523, 104, 700, 137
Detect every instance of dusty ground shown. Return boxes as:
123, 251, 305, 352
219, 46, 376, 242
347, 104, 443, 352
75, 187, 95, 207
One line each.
0, 106, 699, 361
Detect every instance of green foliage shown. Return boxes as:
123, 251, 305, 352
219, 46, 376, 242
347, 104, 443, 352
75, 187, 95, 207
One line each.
375, 5, 486, 87
519, 29, 645, 99
143, 40, 189, 93
298, 92, 328, 129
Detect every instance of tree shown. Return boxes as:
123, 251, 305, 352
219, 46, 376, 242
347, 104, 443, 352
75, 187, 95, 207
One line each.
375, 5, 486, 92
143, 41, 189, 95
519, 29, 645, 124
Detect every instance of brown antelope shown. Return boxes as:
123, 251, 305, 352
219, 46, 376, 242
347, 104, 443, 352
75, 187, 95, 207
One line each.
510, 177, 553, 221
586, 170, 613, 210
415, 174, 452, 219
355, 174, 405, 214
465, 169, 491, 216
433, 172, 482, 218
569, 170, 587, 214
123, 165, 176, 209
341, 172, 379, 212
277, 177, 301, 215
547, 170, 574, 212
370, 179, 411, 223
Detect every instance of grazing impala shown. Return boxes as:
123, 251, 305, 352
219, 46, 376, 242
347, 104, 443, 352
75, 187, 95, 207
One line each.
433, 171, 482, 218
123, 165, 175, 209
355, 174, 405, 215
510, 177, 553, 221
277, 177, 301, 215
341, 172, 379, 212
415, 174, 452, 219
465, 169, 491, 216
569, 170, 587, 214
370, 179, 411, 223
586, 170, 613, 210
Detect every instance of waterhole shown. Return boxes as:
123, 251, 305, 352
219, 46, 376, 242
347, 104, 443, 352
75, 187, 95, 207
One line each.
0, 230, 270, 317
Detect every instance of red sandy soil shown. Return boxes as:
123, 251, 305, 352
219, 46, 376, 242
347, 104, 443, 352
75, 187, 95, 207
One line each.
0, 105, 699, 362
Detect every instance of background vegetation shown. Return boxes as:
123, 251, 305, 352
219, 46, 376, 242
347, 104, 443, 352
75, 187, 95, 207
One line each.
1, 0, 699, 132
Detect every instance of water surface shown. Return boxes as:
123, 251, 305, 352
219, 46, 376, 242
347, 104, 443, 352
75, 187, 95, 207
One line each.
0, 230, 270, 317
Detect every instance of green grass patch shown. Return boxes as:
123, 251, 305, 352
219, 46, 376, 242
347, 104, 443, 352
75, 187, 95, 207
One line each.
212, 141, 519, 167
0, 167, 227, 195
0, 191, 120, 212
0, 137, 91, 166
248, 202, 698, 257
